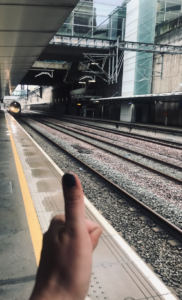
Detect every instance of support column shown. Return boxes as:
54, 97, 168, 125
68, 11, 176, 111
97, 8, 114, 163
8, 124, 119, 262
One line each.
120, 103, 133, 122
83, 104, 86, 117
115, 37, 119, 84
101, 104, 104, 118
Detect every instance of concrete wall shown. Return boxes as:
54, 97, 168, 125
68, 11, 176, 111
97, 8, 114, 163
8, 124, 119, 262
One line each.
152, 24, 182, 94
120, 103, 134, 122
21, 87, 53, 108
151, 19, 182, 127
120, 102, 150, 123
154, 102, 182, 126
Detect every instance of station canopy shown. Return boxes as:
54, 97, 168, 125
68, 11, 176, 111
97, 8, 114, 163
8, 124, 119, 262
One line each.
0, 0, 79, 98
93, 92, 182, 103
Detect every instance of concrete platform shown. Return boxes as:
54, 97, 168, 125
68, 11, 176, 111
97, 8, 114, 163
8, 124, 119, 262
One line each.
1, 110, 179, 300
0, 111, 37, 300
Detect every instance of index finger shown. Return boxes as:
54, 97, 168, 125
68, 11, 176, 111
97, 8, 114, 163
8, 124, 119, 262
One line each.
62, 173, 86, 232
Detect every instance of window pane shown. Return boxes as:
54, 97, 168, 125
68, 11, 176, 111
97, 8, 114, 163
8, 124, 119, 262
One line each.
93, 26, 110, 39
111, 28, 122, 39
74, 13, 92, 26
112, 17, 123, 29
157, 0, 165, 12
117, 7, 127, 18
73, 25, 92, 36
57, 0, 127, 40
156, 11, 165, 23
93, 4, 116, 16
58, 23, 72, 36
75, 2, 93, 14
166, 2, 181, 13
165, 11, 179, 20
94, 15, 110, 27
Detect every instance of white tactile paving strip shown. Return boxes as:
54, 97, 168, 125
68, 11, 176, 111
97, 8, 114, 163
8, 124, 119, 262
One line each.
6, 113, 178, 300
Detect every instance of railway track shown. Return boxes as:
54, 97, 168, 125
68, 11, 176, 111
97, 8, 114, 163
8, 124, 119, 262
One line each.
60, 120, 182, 155
42, 119, 182, 165
36, 118, 182, 185
20, 117, 182, 242
22, 110, 182, 149
61, 116, 182, 150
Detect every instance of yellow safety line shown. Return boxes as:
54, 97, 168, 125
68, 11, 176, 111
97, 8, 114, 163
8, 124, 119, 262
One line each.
5, 113, 42, 265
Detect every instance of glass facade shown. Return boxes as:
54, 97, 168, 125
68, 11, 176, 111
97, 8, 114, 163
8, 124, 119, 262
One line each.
157, 0, 182, 24
134, 0, 157, 95
57, 0, 127, 40
122, 0, 157, 97
57, 0, 182, 97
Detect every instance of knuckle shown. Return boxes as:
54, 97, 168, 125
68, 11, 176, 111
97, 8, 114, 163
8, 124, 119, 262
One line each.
51, 215, 60, 224
66, 195, 82, 206
51, 214, 65, 225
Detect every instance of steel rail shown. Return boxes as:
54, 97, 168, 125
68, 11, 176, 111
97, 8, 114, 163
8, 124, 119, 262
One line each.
40, 119, 182, 173
38, 119, 182, 184
51, 118, 182, 151
61, 113, 182, 139
61, 116, 182, 150
20, 118, 182, 241
22, 111, 182, 149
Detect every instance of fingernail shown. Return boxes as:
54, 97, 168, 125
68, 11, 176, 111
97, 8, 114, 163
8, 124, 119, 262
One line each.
63, 173, 76, 188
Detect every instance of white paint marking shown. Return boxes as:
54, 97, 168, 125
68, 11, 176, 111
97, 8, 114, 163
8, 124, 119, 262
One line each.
9, 113, 64, 177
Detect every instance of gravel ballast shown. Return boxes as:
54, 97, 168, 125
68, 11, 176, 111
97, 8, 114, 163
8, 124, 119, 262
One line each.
23, 118, 182, 228
18, 118, 182, 298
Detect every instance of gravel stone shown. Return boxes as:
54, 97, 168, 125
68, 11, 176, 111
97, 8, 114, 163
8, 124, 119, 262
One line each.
18, 117, 182, 297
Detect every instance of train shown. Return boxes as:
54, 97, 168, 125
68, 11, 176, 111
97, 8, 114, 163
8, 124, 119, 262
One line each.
8, 101, 21, 115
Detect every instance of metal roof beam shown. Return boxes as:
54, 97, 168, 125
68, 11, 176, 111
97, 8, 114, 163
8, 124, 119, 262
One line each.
119, 41, 182, 55
51, 36, 182, 55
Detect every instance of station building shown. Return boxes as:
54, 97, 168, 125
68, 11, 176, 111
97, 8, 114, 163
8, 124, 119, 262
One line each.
20, 0, 182, 126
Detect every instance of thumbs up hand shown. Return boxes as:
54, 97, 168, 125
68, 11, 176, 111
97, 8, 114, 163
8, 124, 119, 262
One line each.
30, 173, 102, 300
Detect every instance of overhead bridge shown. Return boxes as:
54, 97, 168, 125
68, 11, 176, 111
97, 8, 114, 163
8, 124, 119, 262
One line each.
21, 34, 182, 87
49, 35, 182, 55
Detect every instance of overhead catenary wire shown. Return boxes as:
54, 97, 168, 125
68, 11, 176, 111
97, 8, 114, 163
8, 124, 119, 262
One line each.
34, 2, 165, 76
27, 0, 182, 93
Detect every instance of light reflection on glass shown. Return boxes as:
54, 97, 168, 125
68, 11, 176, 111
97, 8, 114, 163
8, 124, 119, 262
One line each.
57, 0, 126, 40
157, 0, 182, 24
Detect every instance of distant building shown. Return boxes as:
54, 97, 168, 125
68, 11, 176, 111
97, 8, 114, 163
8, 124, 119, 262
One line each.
58, 0, 127, 41
58, 0, 182, 97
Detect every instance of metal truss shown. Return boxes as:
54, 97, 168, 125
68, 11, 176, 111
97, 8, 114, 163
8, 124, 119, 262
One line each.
79, 61, 108, 83
81, 38, 124, 84
63, 62, 72, 82
119, 41, 182, 55
51, 35, 182, 55
50, 25, 182, 86
51, 35, 112, 50
51, 36, 182, 84
82, 52, 124, 84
